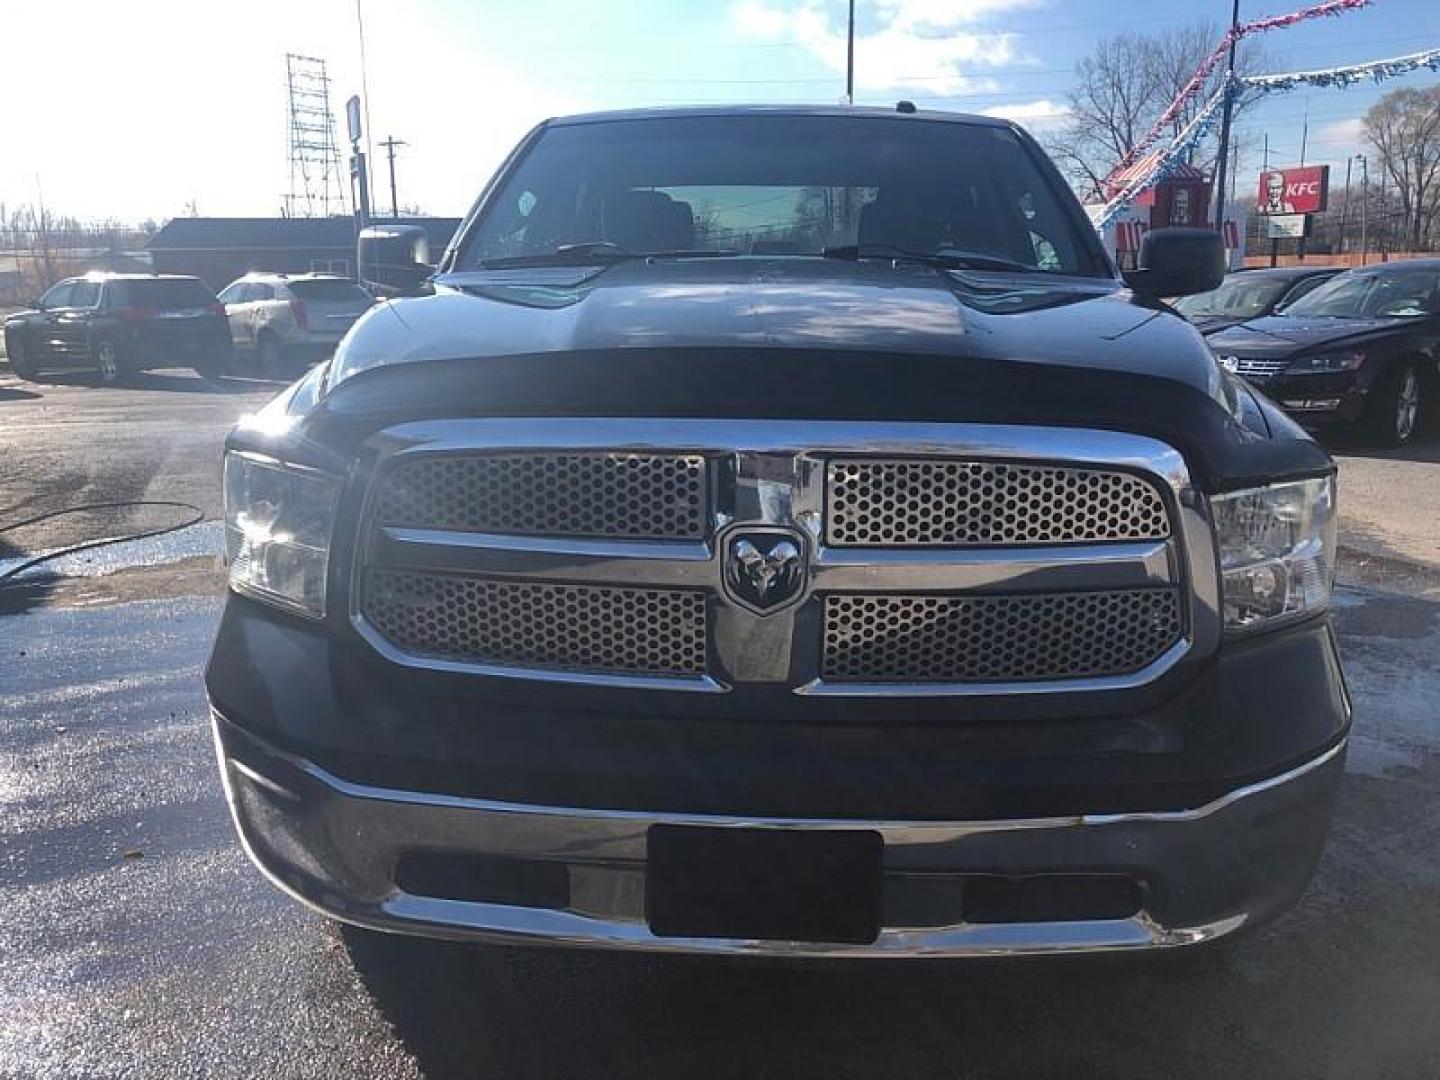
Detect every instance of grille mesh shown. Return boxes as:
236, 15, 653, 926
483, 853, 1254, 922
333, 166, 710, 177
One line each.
363, 570, 707, 676
825, 459, 1170, 547
822, 589, 1183, 683
374, 452, 708, 539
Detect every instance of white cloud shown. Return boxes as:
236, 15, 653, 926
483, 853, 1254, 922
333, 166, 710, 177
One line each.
729, 0, 1041, 96
980, 99, 1071, 131
1316, 116, 1366, 149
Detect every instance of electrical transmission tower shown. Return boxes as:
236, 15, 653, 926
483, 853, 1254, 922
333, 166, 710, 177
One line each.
285, 54, 347, 218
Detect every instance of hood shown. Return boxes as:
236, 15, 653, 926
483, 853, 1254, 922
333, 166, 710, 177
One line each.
1190, 315, 1245, 334
1207, 314, 1409, 357
330, 257, 1223, 396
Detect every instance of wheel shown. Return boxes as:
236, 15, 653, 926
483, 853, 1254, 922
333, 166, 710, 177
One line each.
5, 333, 39, 380
93, 338, 124, 384
1365, 361, 1423, 447
193, 351, 228, 380
257, 334, 288, 378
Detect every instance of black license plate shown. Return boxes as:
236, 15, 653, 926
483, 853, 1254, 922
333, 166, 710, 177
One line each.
647, 826, 882, 944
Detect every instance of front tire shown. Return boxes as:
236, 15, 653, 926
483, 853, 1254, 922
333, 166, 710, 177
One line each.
257, 334, 288, 379
5, 334, 39, 380
1366, 361, 1423, 447
194, 350, 229, 380
93, 338, 124, 384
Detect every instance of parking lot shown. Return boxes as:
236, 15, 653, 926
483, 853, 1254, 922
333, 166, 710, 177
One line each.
3, 366, 1440, 1079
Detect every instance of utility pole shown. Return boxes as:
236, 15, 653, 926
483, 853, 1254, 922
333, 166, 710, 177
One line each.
380, 135, 407, 219
845, 0, 855, 105
1297, 103, 1309, 261
1298, 100, 1309, 166
1212, 0, 1241, 236
1357, 153, 1369, 266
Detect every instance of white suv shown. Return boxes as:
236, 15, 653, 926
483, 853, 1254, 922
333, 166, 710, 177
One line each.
217, 273, 374, 374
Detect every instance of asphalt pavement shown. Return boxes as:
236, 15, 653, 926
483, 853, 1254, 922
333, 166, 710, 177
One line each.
2, 586, 1438, 1079
3, 367, 1440, 1078
0, 368, 278, 563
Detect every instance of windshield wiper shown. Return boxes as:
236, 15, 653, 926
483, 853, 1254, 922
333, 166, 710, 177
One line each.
479, 242, 737, 269
822, 243, 1039, 273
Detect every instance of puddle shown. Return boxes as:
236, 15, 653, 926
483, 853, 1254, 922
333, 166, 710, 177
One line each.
0, 521, 223, 582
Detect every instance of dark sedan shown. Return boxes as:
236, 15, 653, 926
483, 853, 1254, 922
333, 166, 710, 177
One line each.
1208, 260, 1440, 446
1173, 265, 1342, 333
3, 273, 232, 383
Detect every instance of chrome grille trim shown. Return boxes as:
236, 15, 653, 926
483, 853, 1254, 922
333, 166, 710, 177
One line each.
1231, 357, 1288, 379
352, 420, 1219, 696
825, 458, 1171, 547
373, 451, 709, 539
821, 588, 1184, 683
362, 569, 708, 677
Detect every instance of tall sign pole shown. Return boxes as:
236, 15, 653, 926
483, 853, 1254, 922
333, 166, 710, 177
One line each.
347, 95, 371, 280
1212, 0, 1241, 235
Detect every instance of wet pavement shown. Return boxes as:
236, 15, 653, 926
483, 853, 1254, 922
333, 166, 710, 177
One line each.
4, 367, 1440, 1076
0, 369, 277, 567
2, 585, 1439, 1080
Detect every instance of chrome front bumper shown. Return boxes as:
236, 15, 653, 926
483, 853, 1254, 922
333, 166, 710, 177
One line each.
215, 714, 1345, 958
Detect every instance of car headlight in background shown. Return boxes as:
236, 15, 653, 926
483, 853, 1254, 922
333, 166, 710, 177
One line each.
1211, 476, 1336, 632
223, 452, 340, 618
1286, 349, 1365, 373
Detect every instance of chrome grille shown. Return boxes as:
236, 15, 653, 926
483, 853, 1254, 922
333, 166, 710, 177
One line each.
362, 570, 707, 676
1230, 357, 1288, 379
373, 452, 708, 539
825, 459, 1170, 547
821, 589, 1183, 682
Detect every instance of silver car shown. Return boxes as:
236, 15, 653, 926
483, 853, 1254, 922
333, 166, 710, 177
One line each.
218, 273, 374, 374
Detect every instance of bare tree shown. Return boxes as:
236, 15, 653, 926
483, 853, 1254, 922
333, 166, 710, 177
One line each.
1051, 21, 1267, 201
1364, 86, 1440, 252
1050, 33, 1164, 199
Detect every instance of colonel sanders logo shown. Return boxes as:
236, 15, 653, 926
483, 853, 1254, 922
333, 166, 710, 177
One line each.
1263, 172, 1296, 214
1169, 187, 1191, 227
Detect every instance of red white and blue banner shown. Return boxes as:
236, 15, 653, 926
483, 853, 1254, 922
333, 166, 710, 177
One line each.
1094, 47, 1440, 232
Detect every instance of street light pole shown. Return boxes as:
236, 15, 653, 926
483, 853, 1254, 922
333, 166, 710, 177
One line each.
1212, 0, 1241, 236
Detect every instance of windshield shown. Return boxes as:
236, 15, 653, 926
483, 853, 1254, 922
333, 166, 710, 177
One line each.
460, 115, 1104, 276
1174, 276, 1289, 318
112, 278, 216, 309
1282, 268, 1440, 318
287, 280, 372, 303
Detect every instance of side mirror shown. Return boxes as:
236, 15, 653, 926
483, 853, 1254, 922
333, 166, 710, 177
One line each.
28, 298, 44, 310
1123, 227, 1226, 299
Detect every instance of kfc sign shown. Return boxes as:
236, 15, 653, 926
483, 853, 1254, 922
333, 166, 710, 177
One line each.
1257, 165, 1330, 215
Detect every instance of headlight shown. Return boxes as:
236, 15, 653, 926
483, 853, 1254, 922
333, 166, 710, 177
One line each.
1211, 477, 1336, 632
1286, 349, 1365, 373
223, 452, 340, 618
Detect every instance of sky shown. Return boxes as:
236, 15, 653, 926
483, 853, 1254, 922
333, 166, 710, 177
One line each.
1, 0, 1437, 225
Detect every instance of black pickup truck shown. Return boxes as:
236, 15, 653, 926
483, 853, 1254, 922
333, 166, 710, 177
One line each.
207, 106, 1348, 957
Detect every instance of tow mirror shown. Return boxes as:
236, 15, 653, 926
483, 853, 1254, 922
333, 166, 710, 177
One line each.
1123, 228, 1226, 299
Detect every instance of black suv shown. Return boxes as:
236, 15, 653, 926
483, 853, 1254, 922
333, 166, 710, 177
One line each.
1207, 260, 1440, 445
208, 106, 1347, 958
3, 273, 232, 383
